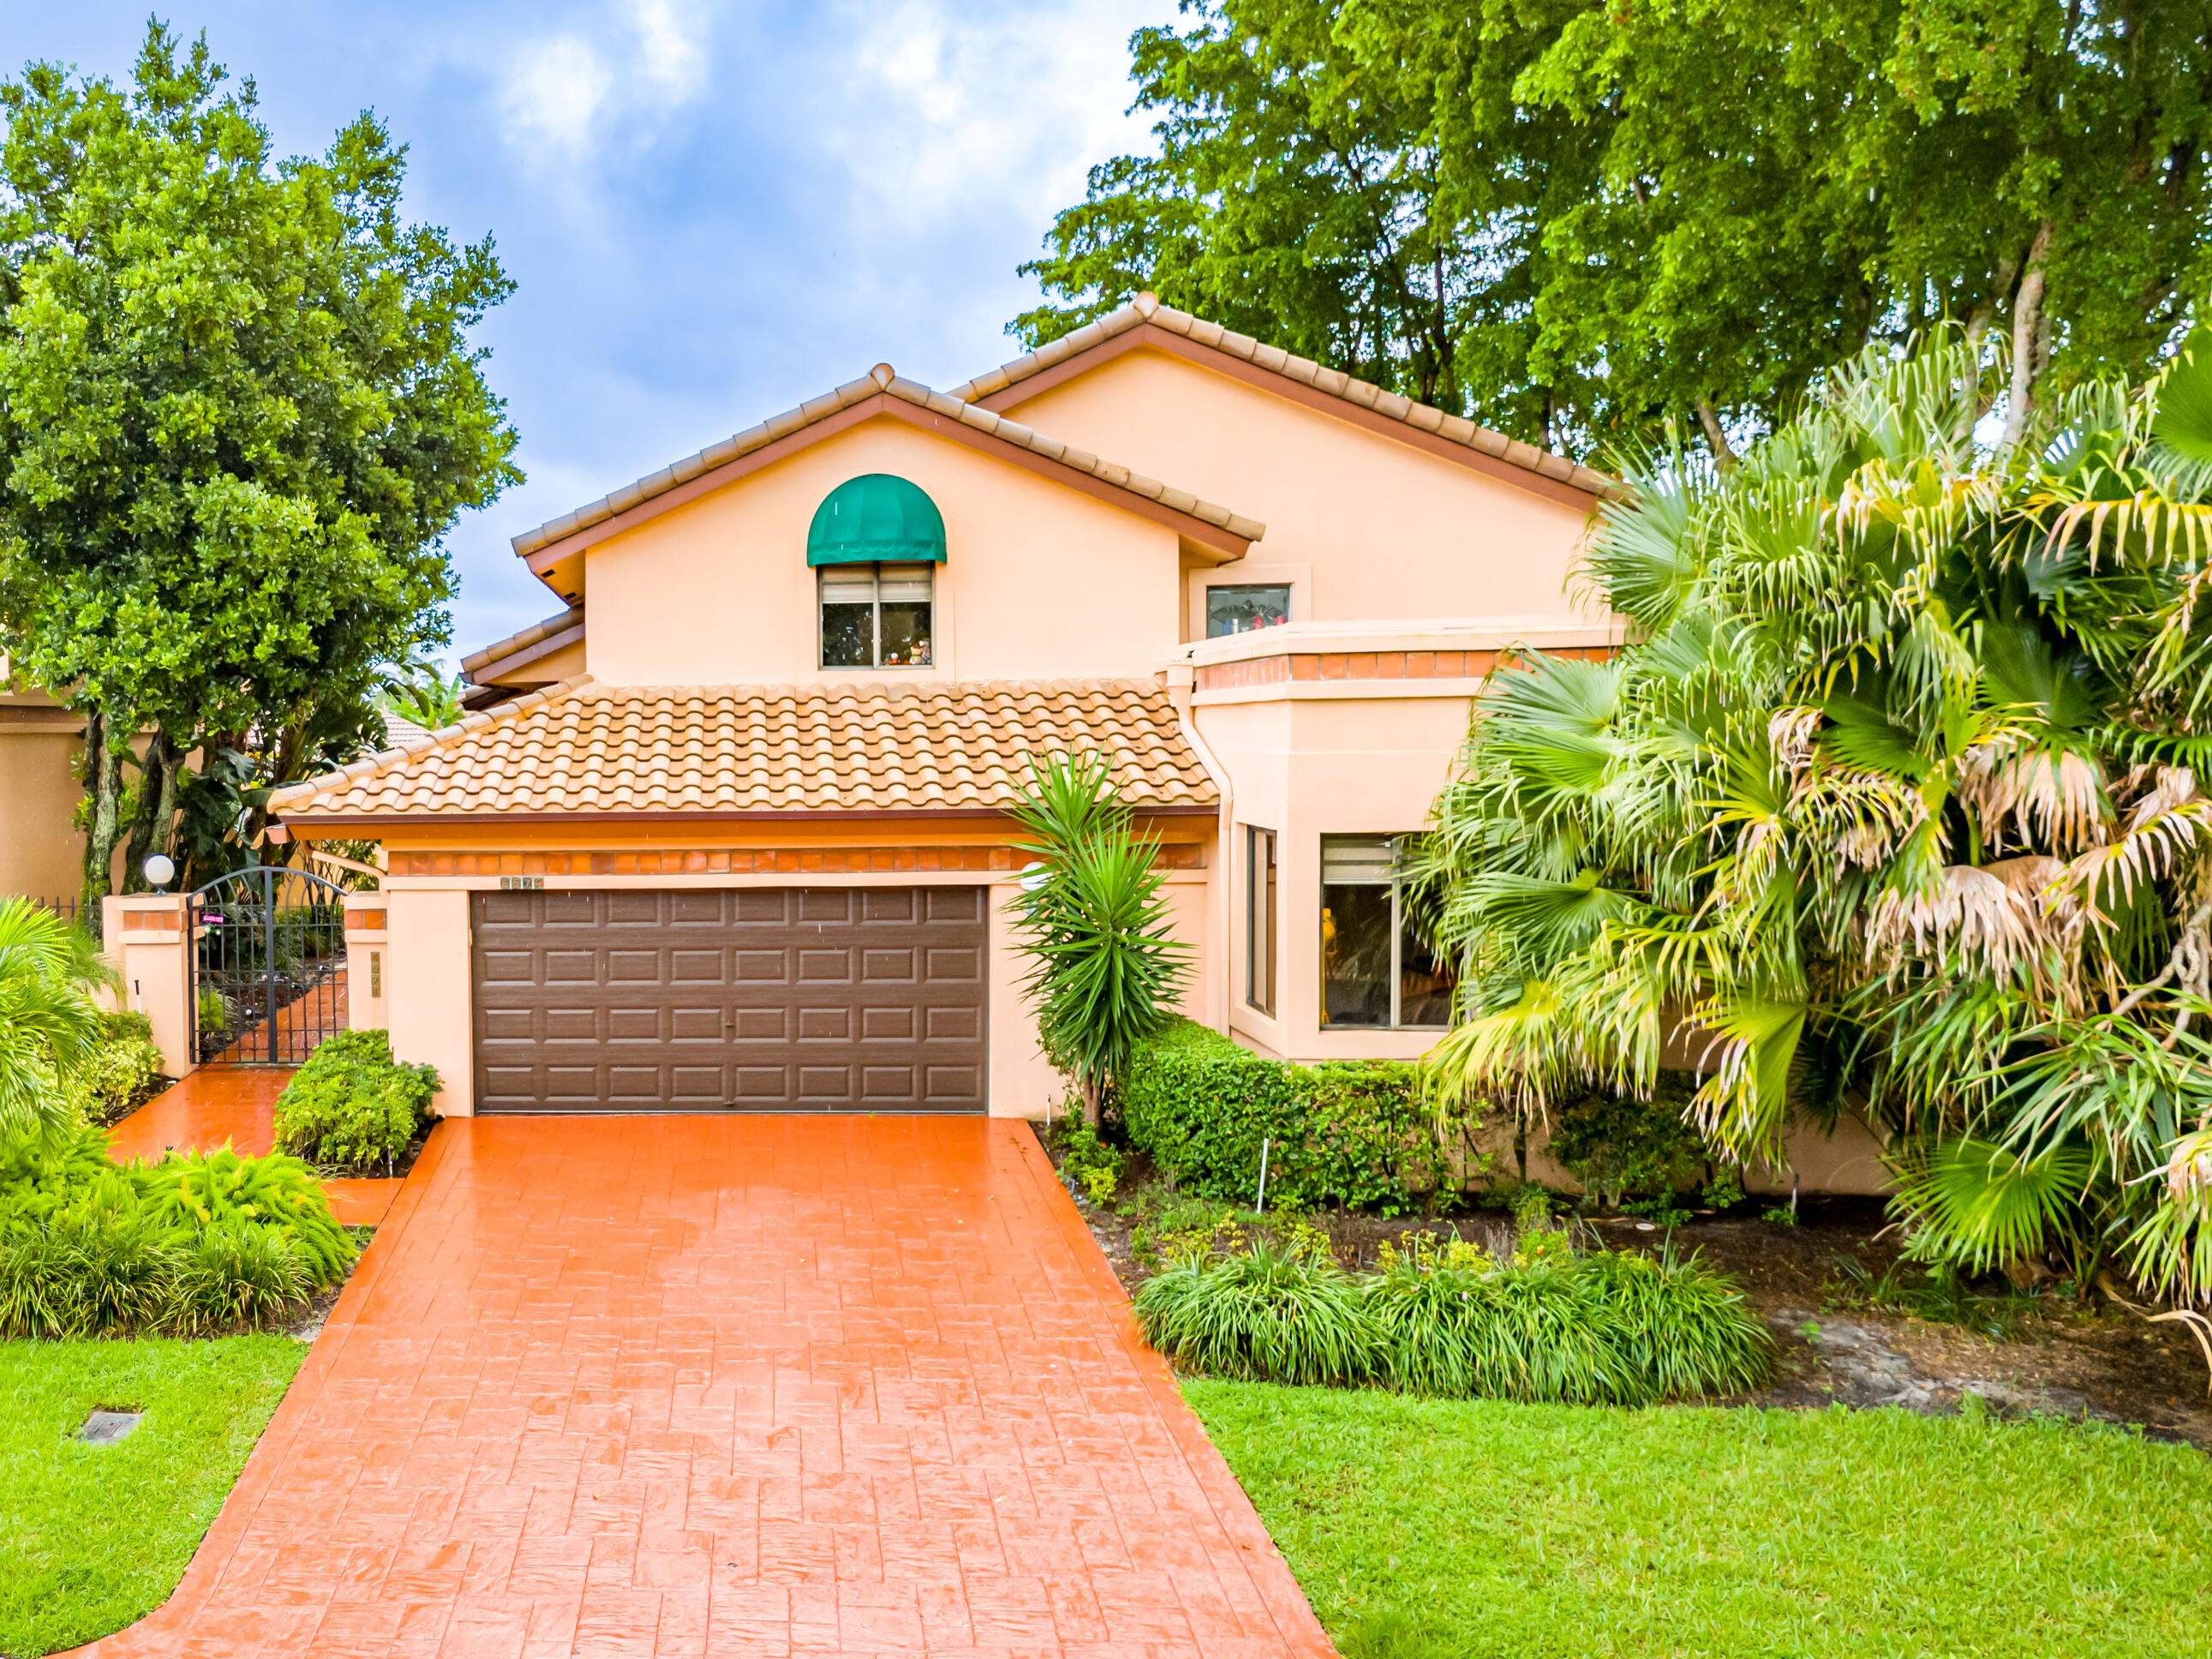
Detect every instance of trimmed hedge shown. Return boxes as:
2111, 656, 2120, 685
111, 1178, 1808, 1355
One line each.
1121, 1020, 1470, 1213
272, 1030, 439, 1171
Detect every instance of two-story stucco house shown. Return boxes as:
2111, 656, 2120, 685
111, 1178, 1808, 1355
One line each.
266, 296, 1623, 1119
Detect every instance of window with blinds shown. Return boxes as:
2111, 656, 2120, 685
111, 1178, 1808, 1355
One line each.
1318, 834, 1452, 1029
819, 562, 935, 668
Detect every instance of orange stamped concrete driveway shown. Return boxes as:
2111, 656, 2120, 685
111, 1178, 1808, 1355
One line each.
75, 1116, 1333, 1659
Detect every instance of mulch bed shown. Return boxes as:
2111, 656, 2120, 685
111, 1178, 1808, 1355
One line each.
1045, 1138, 2212, 1450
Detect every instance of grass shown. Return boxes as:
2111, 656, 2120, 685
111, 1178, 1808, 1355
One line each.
1189, 1382, 2212, 1658
0, 1336, 308, 1656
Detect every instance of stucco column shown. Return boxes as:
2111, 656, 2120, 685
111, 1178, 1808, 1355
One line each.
102, 893, 196, 1079
343, 892, 389, 1032
386, 886, 473, 1117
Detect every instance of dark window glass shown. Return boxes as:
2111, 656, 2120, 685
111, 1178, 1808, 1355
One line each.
1207, 584, 1292, 638
819, 563, 933, 668
1321, 881, 1392, 1027
1319, 834, 1454, 1029
1246, 825, 1276, 1015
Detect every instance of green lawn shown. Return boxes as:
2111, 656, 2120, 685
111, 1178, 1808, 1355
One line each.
0, 1337, 307, 1657
1189, 1382, 2212, 1659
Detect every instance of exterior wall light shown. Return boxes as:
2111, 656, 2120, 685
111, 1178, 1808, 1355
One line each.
142, 854, 176, 894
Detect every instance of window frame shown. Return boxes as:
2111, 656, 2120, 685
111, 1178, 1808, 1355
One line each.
816, 561, 936, 671
1318, 834, 1448, 1031
1244, 824, 1277, 1017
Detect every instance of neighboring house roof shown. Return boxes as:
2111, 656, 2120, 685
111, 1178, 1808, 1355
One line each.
378, 711, 435, 749
506, 364, 1264, 585
947, 293, 1619, 503
460, 606, 587, 681
269, 676, 1217, 824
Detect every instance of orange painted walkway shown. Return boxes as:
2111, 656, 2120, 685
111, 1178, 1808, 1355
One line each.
107, 1069, 404, 1226
71, 1116, 1331, 1658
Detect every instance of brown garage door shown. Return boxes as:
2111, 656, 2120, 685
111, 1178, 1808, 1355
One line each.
470, 887, 988, 1112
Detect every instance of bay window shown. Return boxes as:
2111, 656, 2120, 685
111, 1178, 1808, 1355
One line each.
1319, 835, 1453, 1028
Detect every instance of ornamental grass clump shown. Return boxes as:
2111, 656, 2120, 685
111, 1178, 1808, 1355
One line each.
1143, 1227, 1773, 1403
1578, 1248, 1773, 1400
1135, 1237, 1378, 1386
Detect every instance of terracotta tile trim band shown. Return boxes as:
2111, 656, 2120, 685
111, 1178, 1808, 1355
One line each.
1194, 644, 1616, 691
386, 843, 1209, 877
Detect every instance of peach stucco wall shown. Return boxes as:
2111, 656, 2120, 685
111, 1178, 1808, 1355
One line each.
0, 727, 85, 903
994, 348, 1602, 638
386, 886, 474, 1117
1199, 687, 1478, 1063
580, 414, 1185, 688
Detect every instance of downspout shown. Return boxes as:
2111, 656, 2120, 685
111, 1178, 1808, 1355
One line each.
1163, 657, 1235, 1038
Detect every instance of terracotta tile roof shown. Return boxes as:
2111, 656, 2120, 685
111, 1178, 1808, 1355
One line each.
948, 293, 1619, 500
508, 364, 1264, 560
460, 606, 585, 675
269, 677, 1219, 821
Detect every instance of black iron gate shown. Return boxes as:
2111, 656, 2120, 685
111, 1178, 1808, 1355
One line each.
189, 865, 350, 1065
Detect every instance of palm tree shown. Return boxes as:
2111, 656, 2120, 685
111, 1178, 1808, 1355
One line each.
1421, 331, 2212, 1305
0, 896, 113, 1141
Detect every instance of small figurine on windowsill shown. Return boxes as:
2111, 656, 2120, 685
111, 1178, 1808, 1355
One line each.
912, 640, 932, 665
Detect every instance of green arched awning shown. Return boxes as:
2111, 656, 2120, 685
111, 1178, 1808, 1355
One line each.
805, 473, 947, 566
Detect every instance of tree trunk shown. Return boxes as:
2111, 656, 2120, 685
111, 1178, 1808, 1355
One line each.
79, 707, 128, 908
2001, 223, 2054, 452
123, 728, 183, 887
1081, 1075, 1102, 1132
1695, 401, 1738, 470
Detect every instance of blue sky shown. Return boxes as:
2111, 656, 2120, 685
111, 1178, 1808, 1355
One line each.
13, 3, 1171, 662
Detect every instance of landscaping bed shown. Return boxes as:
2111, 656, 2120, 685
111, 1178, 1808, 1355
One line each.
0, 1335, 308, 1657
1045, 1135, 2212, 1447
1192, 1381, 2212, 1659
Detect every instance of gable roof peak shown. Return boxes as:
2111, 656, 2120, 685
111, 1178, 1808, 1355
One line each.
948, 297, 1618, 501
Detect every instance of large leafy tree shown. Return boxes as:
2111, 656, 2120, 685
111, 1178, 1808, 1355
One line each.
1019, 0, 2212, 458
1421, 332, 2212, 1304
0, 24, 521, 900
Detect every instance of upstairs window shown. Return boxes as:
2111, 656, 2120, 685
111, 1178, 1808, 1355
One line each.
808, 473, 946, 671
1207, 583, 1291, 637
820, 564, 934, 668
1319, 835, 1453, 1029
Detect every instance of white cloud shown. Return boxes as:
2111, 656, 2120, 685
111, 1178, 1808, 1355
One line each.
497, 0, 717, 166
820, 0, 1163, 225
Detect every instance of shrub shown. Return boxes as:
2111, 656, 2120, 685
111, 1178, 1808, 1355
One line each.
0, 1134, 356, 1338
74, 1010, 164, 1122
1121, 1020, 1472, 1213
1051, 1119, 1124, 1206
272, 1029, 439, 1169
1549, 1076, 1713, 1209
133, 1147, 356, 1282
1135, 1237, 1378, 1385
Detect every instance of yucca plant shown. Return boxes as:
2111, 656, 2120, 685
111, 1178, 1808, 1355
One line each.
1134, 1238, 1378, 1385
1008, 752, 1192, 1128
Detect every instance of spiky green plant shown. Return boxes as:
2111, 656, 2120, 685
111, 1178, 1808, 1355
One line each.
1007, 752, 1192, 1128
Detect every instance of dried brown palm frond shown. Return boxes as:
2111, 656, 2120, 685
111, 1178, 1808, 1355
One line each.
1791, 767, 1928, 875
1864, 863, 2052, 989
2054, 800, 2212, 924
2116, 765, 2203, 834
1768, 706, 1821, 775
1957, 742, 2111, 855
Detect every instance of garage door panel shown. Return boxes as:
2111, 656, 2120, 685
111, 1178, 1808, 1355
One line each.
473, 887, 985, 1112
797, 890, 849, 923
